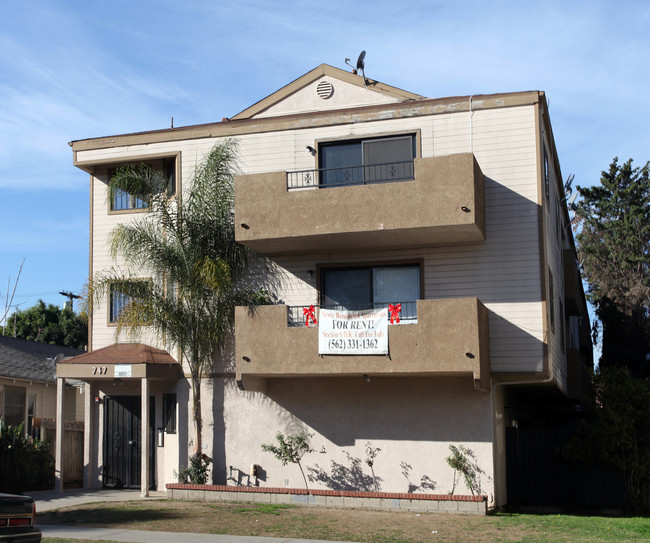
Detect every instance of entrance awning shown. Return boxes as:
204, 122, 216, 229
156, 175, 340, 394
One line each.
54, 343, 181, 497
57, 343, 181, 380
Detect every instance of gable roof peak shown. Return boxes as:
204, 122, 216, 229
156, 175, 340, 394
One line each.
231, 63, 424, 120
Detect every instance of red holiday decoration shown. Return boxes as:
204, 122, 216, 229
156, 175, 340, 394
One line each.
304, 305, 318, 327
388, 303, 401, 324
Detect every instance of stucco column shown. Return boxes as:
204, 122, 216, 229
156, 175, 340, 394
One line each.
140, 377, 149, 497
83, 382, 93, 489
55, 377, 65, 493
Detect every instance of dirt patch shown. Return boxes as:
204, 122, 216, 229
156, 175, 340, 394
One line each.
37, 500, 509, 542
37, 499, 636, 543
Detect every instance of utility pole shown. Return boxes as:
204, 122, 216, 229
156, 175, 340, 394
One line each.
59, 291, 82, 311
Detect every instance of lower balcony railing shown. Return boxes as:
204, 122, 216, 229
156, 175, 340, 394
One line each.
287, 302, 417, 327
235, 297, 491, 394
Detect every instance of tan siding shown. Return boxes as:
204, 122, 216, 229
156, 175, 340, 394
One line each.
83, 103, 544, 373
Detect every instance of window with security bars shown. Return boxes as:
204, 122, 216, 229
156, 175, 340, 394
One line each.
109, 282, 147, 323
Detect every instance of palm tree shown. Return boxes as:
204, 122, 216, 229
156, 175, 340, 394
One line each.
90, 140, 266, 457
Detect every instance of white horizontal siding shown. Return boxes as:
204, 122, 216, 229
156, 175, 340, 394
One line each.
84, 103, 545, 373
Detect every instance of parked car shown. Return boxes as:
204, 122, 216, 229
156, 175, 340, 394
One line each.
0, 493, 41, 542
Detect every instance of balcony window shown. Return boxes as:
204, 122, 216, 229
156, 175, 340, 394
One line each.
319, 135, 415, 186
322, 263, 420, 321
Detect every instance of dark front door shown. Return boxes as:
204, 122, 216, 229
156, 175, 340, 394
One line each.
103, 395, 154, 489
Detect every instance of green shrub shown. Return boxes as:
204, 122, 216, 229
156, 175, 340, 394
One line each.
176, 453, 212, 484
0, 422, 55, 493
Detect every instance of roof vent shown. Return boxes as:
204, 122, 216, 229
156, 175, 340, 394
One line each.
316, 81, 334, 100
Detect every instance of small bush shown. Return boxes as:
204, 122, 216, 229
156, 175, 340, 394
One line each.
0, 422, 55, 493
176, 453, 212, 484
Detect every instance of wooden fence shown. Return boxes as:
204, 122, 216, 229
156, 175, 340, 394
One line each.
40, 419, 84, 484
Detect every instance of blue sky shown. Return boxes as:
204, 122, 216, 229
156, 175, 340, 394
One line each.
1, 0, 649, 320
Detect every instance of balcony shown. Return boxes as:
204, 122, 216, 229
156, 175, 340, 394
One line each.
234, 153, 485, 255
235, 297, 490, 393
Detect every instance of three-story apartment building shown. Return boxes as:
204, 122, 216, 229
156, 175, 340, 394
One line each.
60, 64, 591, 506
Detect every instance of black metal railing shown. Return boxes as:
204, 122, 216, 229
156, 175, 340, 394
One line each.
287, 301, 418, 327
287, 160, 414, 190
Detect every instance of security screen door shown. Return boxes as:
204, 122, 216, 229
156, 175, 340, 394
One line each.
103, 395, 154, 489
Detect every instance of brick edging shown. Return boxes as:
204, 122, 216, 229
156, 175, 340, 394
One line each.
165, 483, 486, 502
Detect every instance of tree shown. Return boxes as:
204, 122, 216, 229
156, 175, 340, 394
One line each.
89, 140, 266, 459
2, 299, 88, 350
446, 444, 482, 496
575, 157, 650, 373
568, 156, 650, 511
261, 432, 314, 492
564, 367, 650, 511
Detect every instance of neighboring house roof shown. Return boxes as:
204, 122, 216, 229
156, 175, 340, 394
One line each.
0, 336, 83, 383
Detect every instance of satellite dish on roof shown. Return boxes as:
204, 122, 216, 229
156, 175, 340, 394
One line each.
356, 50, 366, 72
355, 51, 368, 88
53, 353, 64, 364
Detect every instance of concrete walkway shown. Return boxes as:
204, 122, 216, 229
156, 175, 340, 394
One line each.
31, 488, 353, 543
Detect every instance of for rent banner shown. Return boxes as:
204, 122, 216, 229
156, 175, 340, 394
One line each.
318, 308, 388, 355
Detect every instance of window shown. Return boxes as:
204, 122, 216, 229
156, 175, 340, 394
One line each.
109, 287, 131, 323
110, 157, 176, 211
109, 282, 146, 323
321, 264, 420, 321
4, 386, 26, 428
319, 135, 415, 186
27, 394, 36, 437
163, 394, 177, 434
111, 185, 148, 211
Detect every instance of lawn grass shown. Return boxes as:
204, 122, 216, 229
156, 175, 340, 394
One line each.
39, 500, 650, 543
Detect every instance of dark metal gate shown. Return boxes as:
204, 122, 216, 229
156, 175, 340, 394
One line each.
103, 396, 155, 489
505, 423, 625, 509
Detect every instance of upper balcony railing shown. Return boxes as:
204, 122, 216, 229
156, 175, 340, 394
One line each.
287, 160, 414, 190
287, 301, 418, 327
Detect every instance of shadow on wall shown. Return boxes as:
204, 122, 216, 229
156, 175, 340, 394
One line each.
211, 378, 228, 485
176, 378, 190, 480
400, 461, 437, 494
264, 376, 494, 446
307, 452, 381, 492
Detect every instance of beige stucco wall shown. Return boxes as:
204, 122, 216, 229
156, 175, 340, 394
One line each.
235, 298, 490, 392
220, 376, 495, 501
